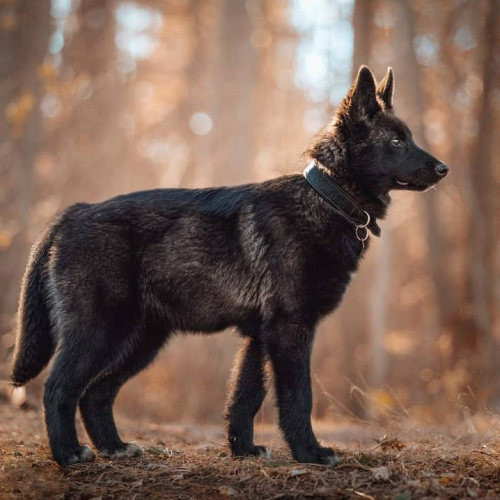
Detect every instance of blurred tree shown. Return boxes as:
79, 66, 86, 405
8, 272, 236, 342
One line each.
49, 0, 130, 204
352, 0, 375, 78
467, 0, 500, 385
0, 0, 51, 374
213, 0, 257, 185
333, 0, 382, 417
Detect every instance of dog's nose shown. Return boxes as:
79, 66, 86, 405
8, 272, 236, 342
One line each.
435, 163, 449, 177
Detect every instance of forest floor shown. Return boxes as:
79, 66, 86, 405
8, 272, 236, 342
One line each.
2, 403, 500, 499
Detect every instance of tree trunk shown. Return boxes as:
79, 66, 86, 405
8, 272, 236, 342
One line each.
49, 0, 129, 203
467, 0, 500, 384
212, 0, 257, 186
0, 0, 51, 379
393, 0, 455, 353
351, 0, 375, 78
14, 1, 51, 239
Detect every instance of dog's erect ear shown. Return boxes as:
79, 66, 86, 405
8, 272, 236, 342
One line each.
377, 67, 394, 110
337, 65, 380, 123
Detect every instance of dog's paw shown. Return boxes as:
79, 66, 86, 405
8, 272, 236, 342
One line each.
232, 444, 271, 459
59, 445, 96, 466
294, 446, 340, 466
101, 442, 143, 459
256, 446, 272, 459
321, 451, 340, 466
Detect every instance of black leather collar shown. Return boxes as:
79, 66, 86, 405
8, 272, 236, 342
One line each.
303, 161, 381, 239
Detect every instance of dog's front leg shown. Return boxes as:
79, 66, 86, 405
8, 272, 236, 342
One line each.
267, 319, 339, 465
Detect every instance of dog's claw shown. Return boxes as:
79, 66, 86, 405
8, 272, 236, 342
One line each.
64, 445, 96, 465
257, 446, 271, 459
101, 442, 143, 459
294, 446, 339, 466
323, 453, 340, 466
232, 444, 271, 459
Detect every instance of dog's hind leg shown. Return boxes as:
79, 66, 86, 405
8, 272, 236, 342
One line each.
225, 336, 270, 458
43, 337, 116, 466
79, 331, 170, 459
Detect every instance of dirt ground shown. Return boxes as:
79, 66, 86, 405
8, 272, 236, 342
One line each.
2, 403, 500, 499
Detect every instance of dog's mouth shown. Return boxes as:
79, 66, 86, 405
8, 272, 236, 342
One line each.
394, 163, 449, 192
393, 177, 443, 192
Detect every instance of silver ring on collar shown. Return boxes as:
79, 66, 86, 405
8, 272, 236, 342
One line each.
355, 211, 370, 242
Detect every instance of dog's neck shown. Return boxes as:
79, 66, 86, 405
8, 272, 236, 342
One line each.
321, 166, 390, 221
304, 136, 390, 221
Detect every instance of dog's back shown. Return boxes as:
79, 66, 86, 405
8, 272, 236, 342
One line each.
14, 178, 357, 368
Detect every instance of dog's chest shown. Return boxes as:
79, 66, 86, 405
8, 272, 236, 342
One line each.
302, 235, 363, 315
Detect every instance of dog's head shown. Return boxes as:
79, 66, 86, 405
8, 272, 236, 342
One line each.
308, 66, 448, 197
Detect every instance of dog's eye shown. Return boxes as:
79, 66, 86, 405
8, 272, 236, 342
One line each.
391, 137, 402, 147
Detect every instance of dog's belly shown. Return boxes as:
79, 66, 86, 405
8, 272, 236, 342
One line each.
143, 264, 260, 333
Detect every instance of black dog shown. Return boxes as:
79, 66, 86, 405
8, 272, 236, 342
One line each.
12, 66, 448, 465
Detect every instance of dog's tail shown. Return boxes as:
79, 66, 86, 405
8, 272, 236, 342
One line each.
11, 224, 57, 387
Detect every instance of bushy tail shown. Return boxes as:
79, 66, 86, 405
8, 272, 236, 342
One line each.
11, 225, 56, 387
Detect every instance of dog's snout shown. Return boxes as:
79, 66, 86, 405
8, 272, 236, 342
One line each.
435, 163, 449, 177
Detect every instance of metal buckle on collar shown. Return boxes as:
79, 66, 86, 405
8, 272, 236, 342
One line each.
355, 211, 370, 246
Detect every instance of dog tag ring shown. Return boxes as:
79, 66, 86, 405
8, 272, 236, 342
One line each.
355, 211, 371, 254
355, 211, 370, 242
355, 225, 369, 242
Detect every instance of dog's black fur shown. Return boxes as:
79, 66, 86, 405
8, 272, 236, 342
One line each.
12, 66, 448, 466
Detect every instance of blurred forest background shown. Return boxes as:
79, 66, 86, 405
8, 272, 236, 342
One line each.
0, 0, 499, 427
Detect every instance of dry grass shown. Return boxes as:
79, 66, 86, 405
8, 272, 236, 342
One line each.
2, 403, 500, 499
